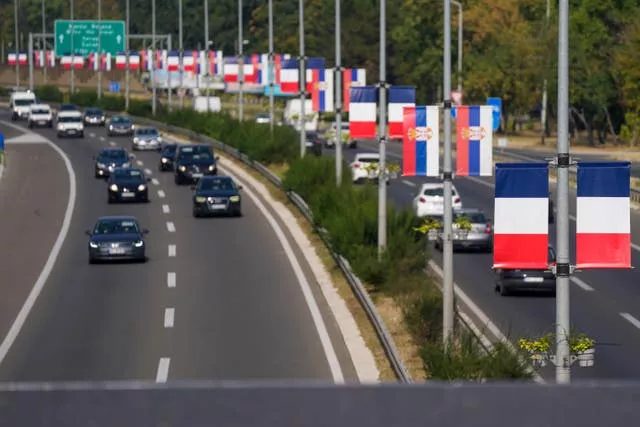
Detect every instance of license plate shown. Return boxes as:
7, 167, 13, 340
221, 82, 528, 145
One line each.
109, 248, 126, 255
38, 120, 46, 125
453, 232, 467, 240
68, 129, 76, 133
121, 193, 135, 198
210, 204, 226, 210
524, 277, 544, 283
192, 173, 203, 178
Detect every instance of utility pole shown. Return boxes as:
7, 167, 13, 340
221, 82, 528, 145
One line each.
125, 0, 130, 110
42, 0, 47, 83
377, 0, 387, 257
70, 0, 75, 94
151, 0, 157, 115
452, 0, 463, 93
555, 0, 571, 384
13, 0, 19, 88
28, 33, 33, 91
298, 0, 306, 157
268, 0, 274, 132
238, 0, 244, 121
334, 0, 343, 185
541, 0, 551, 144
179, 0, 184, 108
97, 0, 102, 99
204, 0, 210, 113
442, 0, 455, 347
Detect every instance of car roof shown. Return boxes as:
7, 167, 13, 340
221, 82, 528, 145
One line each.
30, 104, 50, 109
99, 147, 126, 153
96, 215, 138, 222
114, 166, 142, 172
11, 91, 35, 98
355, 153, 380, 158
135, 127, 158, 131
201, 175, 232, 181
180, 143, 209, 148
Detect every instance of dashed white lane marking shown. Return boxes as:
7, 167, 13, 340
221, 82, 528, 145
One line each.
152, 178, 160, 186
164, 308, 175, 328
620, 312, 640, 330
157, 190, 166, 198
167, 272, 176, 288
144, 168, 152, 175
166, 221, 176, 232
571, 277, 595, 292
168, 244, 176, 257
99, 136, 105, 141
109, 141, 116, 147
136, 160, 143, 166
89, 132, 96, 138
162, 204, 170, 214
155, 358, 170, 383
402, 180, 416, 187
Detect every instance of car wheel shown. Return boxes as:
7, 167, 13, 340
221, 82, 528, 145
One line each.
139, 256, 148, 264
174, 176, 182, 185
235, 210, 243, 217
88, 257, 96, 264
192, 208, 200, 218
498, 283, 511, 297
79, 132, 84, 138
28, 122, 33, 128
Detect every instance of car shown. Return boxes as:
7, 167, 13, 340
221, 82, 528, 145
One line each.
94, 147, 133, 178
158, 143, 178, 172
56, 111, 84, 138
83, 107, 106, 126
107, 167, 151, 203
174, 144, 219, 185
324, 121, 356, 148
412, 183, 463, 217
10, 90, 36, 120
494, 245, 557, 296
192, 176, 243, 217
304, 131, 323, 157
434, 208, 493, 252
27, 104, 53, 128
255, 113, 271, 124
132, 127, 162, 151
86, 215, 149, 264
350, 153, 384, 183
107, 115, 135, 136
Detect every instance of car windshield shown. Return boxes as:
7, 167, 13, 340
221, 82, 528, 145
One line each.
15, 99, 34, 106
60, 105, 76, 110
31, 108, 50, 114
86, 109, 102, 115
199, 178, 235, 191
93, 219, 140, 235
162, 145, 177, 155
357, 157, 379, 163
58, 116, 82, 123
100, 150, 128, 160
114, 169, 143, 178
137, 128, 158, 136
179, 146, 213, 160
454, 212, 486, 223
423, 187, 444, 197
112, 116, 131, 124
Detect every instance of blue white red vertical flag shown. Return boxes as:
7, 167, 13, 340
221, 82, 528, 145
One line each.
72, 54, 84, 69
576, 162, 631, 269
128, 51, 140, 70
493, 163, 550, 269
7, 51, 16, 66
280, 59, 299, 93
60, 54, 72, 69
209, 50, 223, 76
311, 69, 333, 112
388, 86, 416, 139
342, 68, 366, 112
182, 51, 196, 73
456, 105, 494, 176
402, 106, 440, 177
305, 57, 325, 93
115, 52, 126, 70
167, 51, 180, 72
18, 51, 27, 65
349, 86, 377, 139
223, 56, 239, 82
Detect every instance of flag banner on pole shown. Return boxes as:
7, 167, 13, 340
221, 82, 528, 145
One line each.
88, 52, 98, 70
7, 51, 16, 65
72, 54, 84, 69
252, 53, 268, 84
34, 50, 44, 67
348, 86, 377, 139
279, 59, 299, 93
576, 161, 631, 269
311, 69, 334, 112
388, 86, 416, 139
102, 53, 111, 71
456, 105, 494, 176
342, 68, 367, 112
493, 163, 549, 269
223, 56, 240, 82
115, 52, 126, 69
128, 51, 140, 70
183, 51, 196, 73
243, 60, 257, 84
47, 50, 55, 67
402, 106, 440, 177
61, 53, 72, 69
305, 57, 325, 93
18, 51, 27, 65
167, 51, 180, 72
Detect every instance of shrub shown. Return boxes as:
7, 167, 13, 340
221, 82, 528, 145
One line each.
70, 90, 98, 107
35, 85, 63, 102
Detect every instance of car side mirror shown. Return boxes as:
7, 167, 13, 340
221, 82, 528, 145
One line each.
143, 229, 150, 234
238, 185, 243, 190
215, 155, 220, 161
85, 230, 92, 236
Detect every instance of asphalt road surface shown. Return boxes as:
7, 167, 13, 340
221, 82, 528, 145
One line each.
326, 138, 640, 380
0, 113, 357, 383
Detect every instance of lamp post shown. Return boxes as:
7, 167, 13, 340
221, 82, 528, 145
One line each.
238, 0, 244, 121
541, 0, 551, 144
377, 0, 387, 257
451, 0, 463, 93
70, 0, 75, 94
125, 0, 130, 110
179, 0, 184, 108
204, 0, 210, 113
97, 0, 102, 99
42, 0, 47, 83
151, 0, 156, 115
334, 0, 343, 185
268, 0, 274, 132
13, 0, 19, 88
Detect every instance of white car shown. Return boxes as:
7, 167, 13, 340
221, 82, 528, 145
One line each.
56, 111, 85, 138
350, 153, 382, 183
412, 183, 463, 217
324, 122, 356, 148
28, 104, 53, 128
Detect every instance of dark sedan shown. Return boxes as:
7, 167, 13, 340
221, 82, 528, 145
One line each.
494, 245, 557, 296
84, 107, 106, 126
305, 131, 323, 157
107, 115, 135, 136
86, 216, 149, 263
192, 176, 243, 217
107, 167, 151, 203
174, 144, 219, 185
94, 147, 133, 178
158, 143, 178, 172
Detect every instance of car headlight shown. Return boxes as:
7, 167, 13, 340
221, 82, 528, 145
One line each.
179, 165, 186, 172
137, 184, 146, 191
109, 124, 113, 130
122, 162, 130, 168
97, 162, 106, 168
100, 116, 105, 120
131, 124, 136, 130
57, 124, 64, 130
161, 157, 168, 163
134, 240, 144, 247
208, 164, 216, 171
229, 195, 240, 202
89, 241, 98, 248
133, 137, 139, 143
157, 136, 163, 142
109, 184, 118, 191
195, 196, 206, 203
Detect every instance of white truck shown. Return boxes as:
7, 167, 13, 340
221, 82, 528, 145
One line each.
284, 99, 318, 131
28, 104, 54, 128
10, 90, 37, 121
56, 111, 85, 138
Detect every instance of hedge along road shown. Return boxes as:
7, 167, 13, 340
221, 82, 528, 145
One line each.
0, 110, 359, 383
325, 137, 640, 380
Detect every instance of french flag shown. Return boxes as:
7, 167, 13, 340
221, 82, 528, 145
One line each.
305, 57, 325, 93
183, 51, 196, 73
72, 55, 84, 69
7, 51, 17, 65
349, 86, 377, 139
311, 69, 333, 112
343, 68, 366, 112
402, 106, 440, 177
115, 52, 127, 70
280, 59, 299, 93
128, 51, 140, 70
60, 54, 72, 69
576, 162, 631, 268
456, 105, 494, 176
493, 163, 550, 269
388, 86, 416, 139
18, 51, 27, 65
223, 56, 239, 82
167, 51, 180, 72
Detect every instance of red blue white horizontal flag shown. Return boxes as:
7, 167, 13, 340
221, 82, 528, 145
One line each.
402, 106, 440, 177
456, 105, 494, 176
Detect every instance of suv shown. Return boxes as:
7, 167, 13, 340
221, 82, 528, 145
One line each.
28, 104, 53, 128
174, 144, 219, 185
412, 183, 463, 217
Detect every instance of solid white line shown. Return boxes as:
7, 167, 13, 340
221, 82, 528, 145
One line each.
157, 190, 166, 198
152, 178, 160, 186
155, 358, 170, 383
136, 160, 143, 166
108, 141, 116, 147
166, 221, 176, 232
219, 163, 345, 383
402, 180, 416, 187
0, 122, 77, 368
164, 308, 175, 328
167, 272, 176, 288
571, 276, 595, 292
99, 136, 105, 141
620, 312, 640, 330
162, 204, 170, 214
144, 168, 152, 175
168, 244, 176, 257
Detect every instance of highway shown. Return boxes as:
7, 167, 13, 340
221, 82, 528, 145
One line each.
327, 138, 640, 380
0, 113, 358, 383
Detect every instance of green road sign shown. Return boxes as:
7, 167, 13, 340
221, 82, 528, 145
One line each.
54, 20, 125, 57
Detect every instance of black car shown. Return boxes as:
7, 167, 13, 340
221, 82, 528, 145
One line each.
192, 176, 243, 217
158, 143, 178, 172
305, 131, 323, 157
174, 144, 219, 185
107, 115, 135, 136
84, 107, 106, 126
494, 245, 556, 296
86, 215, 148, 264
94, 147, 133, 178
107, 167, 151, 203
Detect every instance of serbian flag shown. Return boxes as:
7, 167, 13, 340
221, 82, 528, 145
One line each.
456, 105, 494, 176
576, 162, 631, 268
349, 86, 377, 139
167, 51, 180, 72
46, 50, 56, 67
493, 163, 550, 269
305, 57, 325, 93
7, 51, 17, 65
34, 50, 44, 67
183, 51, 196, 73
115, 52, 127, 69
343, 68, 366, 112
311, 69, 333, 112
402, 106, 440, 177
280, 59, 299, 93
252, 54, 268, 84
388, 86, 415, 139
18, 51, 27, 65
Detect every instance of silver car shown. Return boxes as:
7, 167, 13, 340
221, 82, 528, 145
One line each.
132, 127, 163, 151
434, 208, 493, 252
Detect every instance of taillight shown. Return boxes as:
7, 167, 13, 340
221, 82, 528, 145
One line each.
454, 197, 461, 203
353, 163, 360, 168
419, 197, 426, 203
485, 224, 492, 234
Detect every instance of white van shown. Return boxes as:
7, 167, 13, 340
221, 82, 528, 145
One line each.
28, 104, 54, 128
56, 111, 85, 138
10, 90, 37, 121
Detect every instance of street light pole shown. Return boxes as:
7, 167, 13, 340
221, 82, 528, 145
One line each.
541, 0, 551, 144
42, 0, 47, 83
70, 0, 75, 94
334, 0, 343, 185
97, 0, 102, 99
268, 0, 274, 132
125, 0, 130, 110
298, 0, 306, 157
204, 0, 210, 113
451, 0, 463, 93
179, 0, 184, 108
151, 0, 157, 115
13, 0, 19, 88
238, 0, 244, 121
377, 0, 388, 257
